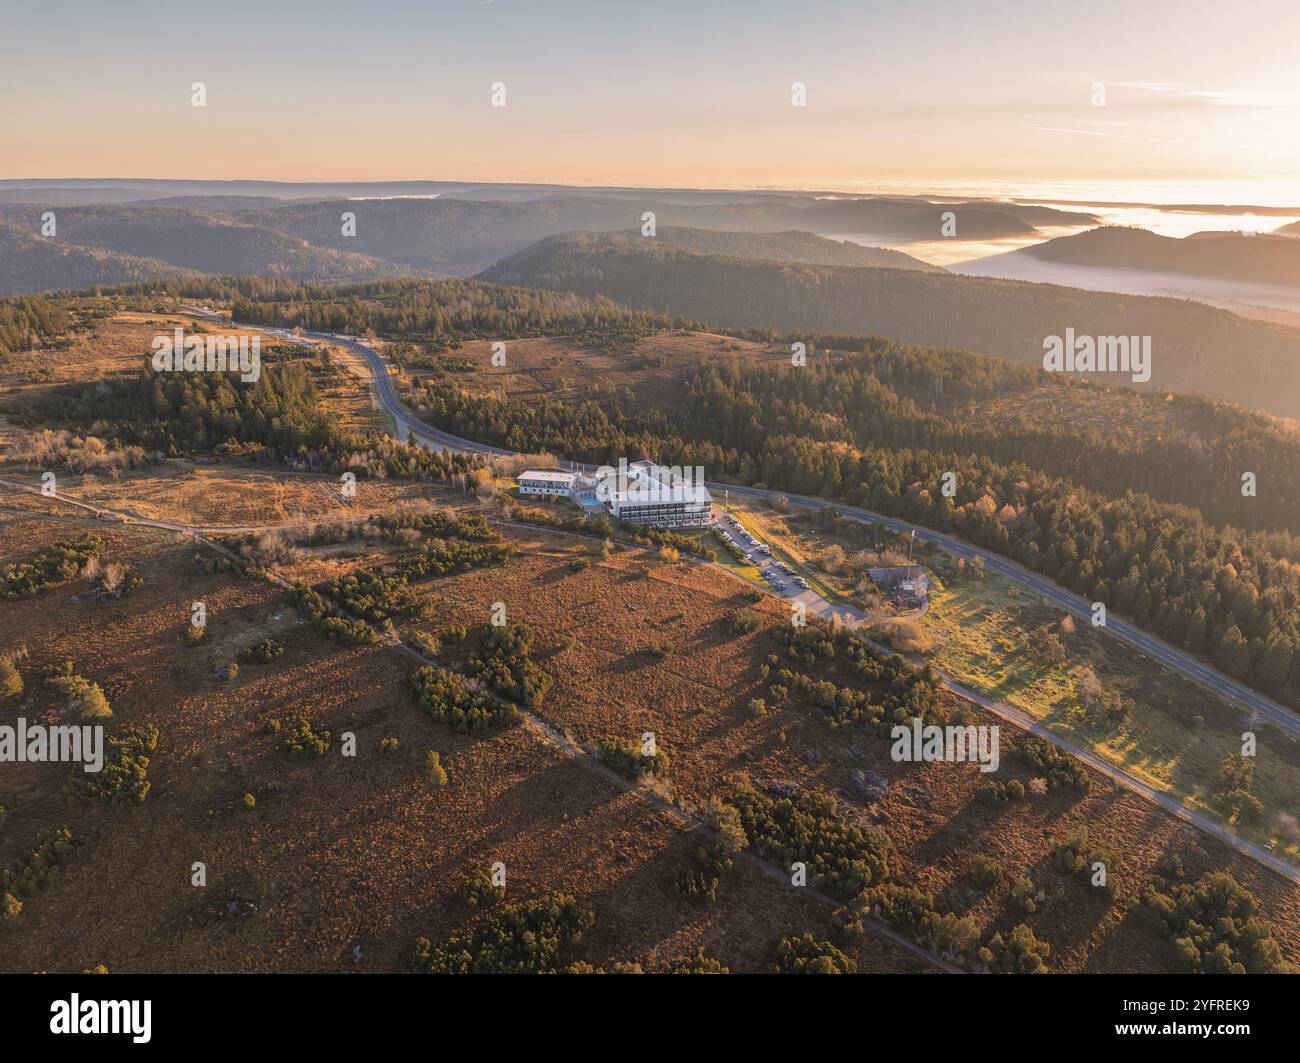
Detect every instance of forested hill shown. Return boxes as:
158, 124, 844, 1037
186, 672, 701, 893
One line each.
488, 226, 944, 273
406, 366, 1300, 713
2, 207, 415, 287
237, 196, 960, 275
477, 232, 1300, 418
0, 221, 199, 296
1003, 226, 1300, 287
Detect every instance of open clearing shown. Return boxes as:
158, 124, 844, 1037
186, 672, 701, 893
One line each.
722, 492, 1300, 864
4, 491, 1295, 972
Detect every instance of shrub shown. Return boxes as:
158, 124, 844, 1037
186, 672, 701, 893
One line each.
976, 778, 1025, 808
596, 734, 669, 780
671, 802, 744, 904
463, 620, 553, 709
238, 637, 284, 664
730, 782, 889, 900
772, 934, 856, 974
0, 534, 102, 599
566, 558, 590, 573
0, 827, 82, 903
660, 949, 729, 974
404, 630, 440, 658
72, 724, 159, 804
412, 667, 520, 734
289, 583, 381, 645
0, 657, 22, 701
1010, 875, 1041, 913
979, 924, 1051, 974
840, 884, 978, 961
1154, 852, 1184, 880
46, 672, 111, 721
426, 750, 449, 786
458, 869, 505, 910
725, 608, 761, 635
1209, 754, 1264, 824
412, 895, 594, 974
1077, 673, 1134, 726
1051, 827, 1119, 900
1014, 738, 1089, 793
283, 719, 330, 762
965, 854, 1002, 890
868, 618, 934, 654
1141, 871, 1285, 973
243, 793, 256, 809
93, 562, 143, 600
379, 737, 400, 758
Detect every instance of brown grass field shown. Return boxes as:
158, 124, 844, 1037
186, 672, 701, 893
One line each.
401, 329, 786, 410
2, 496, 1299, 973
0, 308, 383, 439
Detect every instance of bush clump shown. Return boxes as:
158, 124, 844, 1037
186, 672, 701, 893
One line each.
660, 949, 729, 974
404, 630, 440, 658
1, 534, 102, 599
730, 781, 889, 900
595, 734, 669, 780
72, 724, 159, 804
46, 669, 112, 721
976, 778, 1025, 808
426, 750, 449, 786
1014, 738, 1089, 793
1051, 827, 1119, 901
411, 667, 521, 734
1141, 871, 1286, 973
1, 827, 82, 903
965, 854, 1002, 890
413, 895, 595, 974
458, 869, 505, 910
283, 719, 331, 762
725, 608, 760, 635
979, 924, 1051, 974
0, 657, 23, 701
772, 934, 857, 974
238, 637, 284, 664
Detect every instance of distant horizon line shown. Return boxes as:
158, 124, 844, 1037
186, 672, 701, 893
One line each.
2, 176, 1298, 216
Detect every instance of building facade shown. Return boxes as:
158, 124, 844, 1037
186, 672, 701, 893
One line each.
515, 460, 713, 529
516, 470, 578, 496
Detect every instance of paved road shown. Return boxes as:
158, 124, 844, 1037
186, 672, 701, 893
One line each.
0, 477, 276, 535
170, 310, 1300, 882
292, 319, 1300, 744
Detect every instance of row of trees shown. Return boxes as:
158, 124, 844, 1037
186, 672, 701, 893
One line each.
0, 295, 70, 356
675, 356, 1300, 541
411, 377, 1300, 708
29, 356, 480, 485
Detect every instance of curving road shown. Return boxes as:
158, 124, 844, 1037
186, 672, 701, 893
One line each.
290, 319, 1300, 743
164, 310, 1300, 882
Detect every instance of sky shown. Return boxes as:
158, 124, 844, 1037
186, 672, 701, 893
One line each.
3, 0, 1299, 204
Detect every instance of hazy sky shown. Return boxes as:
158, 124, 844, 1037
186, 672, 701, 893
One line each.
3, 0, 1299, 202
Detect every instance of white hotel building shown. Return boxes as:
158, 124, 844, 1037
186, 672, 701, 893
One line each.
516, 460, 713, 530
516, 470, 579, 496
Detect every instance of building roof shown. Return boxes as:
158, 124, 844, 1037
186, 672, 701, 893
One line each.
604, 462, 712, 506
518, 469, 577, 483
